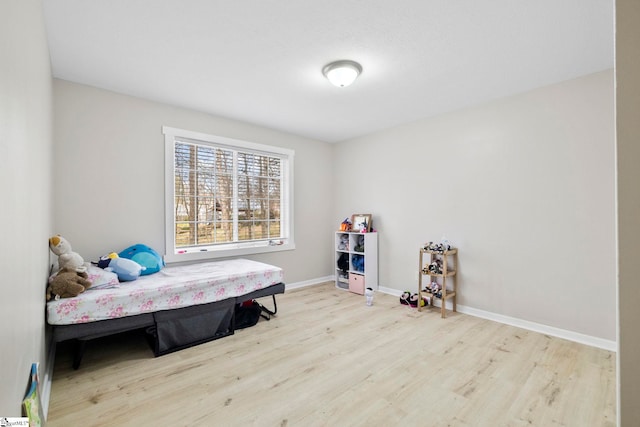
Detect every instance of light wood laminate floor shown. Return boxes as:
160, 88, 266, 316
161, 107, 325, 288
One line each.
47, 282, 615, 426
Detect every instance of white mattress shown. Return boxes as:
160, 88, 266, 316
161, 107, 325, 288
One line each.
47, 258, 284, 326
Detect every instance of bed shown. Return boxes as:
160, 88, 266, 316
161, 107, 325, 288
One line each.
46, 258, 285, 368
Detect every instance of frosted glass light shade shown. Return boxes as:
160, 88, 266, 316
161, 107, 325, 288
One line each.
322, 60, 362, 87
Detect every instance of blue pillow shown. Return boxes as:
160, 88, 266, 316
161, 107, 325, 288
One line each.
118, 244, 164, 275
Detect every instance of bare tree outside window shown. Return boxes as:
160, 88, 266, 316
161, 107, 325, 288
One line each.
174, 142, 283, 249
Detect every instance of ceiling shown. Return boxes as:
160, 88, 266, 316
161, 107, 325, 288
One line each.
42, 1, 614, 143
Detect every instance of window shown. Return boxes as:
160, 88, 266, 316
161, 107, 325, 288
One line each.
163, 126, 294, 262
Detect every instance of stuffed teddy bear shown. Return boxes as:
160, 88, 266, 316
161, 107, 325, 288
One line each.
46, 267, 92, 300
49, 235, 86, 272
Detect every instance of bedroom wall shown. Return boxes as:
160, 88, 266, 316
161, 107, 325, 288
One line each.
52, 79, 334, 286
0, 0, 53, 416
616, 0, 640, 423
333, 70, 615, 343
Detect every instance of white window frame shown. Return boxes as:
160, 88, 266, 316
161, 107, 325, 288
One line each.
163, 126, 295, 263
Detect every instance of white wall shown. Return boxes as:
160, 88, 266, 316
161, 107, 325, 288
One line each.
616, 0, 640, 424
52, 80, 334, 285
0, 0, 53, 416
334, 70, 615, 342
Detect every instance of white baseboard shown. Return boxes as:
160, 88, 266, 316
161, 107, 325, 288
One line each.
379, 286, 403, 296
286, 276, 333, 290
455, 304, 616, 352
374, 285, 615, 352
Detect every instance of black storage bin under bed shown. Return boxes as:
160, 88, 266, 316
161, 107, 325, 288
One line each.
147, 298, 235, 356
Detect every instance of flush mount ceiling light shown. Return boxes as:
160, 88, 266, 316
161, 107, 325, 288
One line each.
322, 60, 362, 87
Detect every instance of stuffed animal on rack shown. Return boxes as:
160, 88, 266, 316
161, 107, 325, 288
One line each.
46, 267, 92, 300
429, 281, 442, 298
424, 242, 435, 252
423, 240, 452, 253
354, 235, 365, 252
427, 259, 443, 274
49, 235, 86, 273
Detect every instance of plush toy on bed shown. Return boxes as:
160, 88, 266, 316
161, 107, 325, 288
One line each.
118, 244, 164, 276
46, 267, 92, 300
94, 253, 145, 282
49, 235, 86, 273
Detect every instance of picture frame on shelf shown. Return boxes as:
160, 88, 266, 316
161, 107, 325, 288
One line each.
351, 214, 372, 232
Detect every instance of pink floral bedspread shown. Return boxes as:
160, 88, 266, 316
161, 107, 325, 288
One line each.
46, 258, 284, 325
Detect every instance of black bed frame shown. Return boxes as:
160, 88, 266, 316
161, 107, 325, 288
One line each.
50, 283, 285, 369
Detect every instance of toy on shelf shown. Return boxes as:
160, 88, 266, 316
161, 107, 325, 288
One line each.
337, 253, 349, 273
422, 258, 443, 275
338, 234, 349, 251
354, 235, 365, 252
339, 218, 352, 231
352, 254, 364, 272
429, 280, 442, 299
423, 241, 452, 253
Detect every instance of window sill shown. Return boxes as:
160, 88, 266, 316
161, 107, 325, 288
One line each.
164, 242, 295, 264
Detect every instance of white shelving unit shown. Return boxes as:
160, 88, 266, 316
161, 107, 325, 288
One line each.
335, 231, 378, 295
